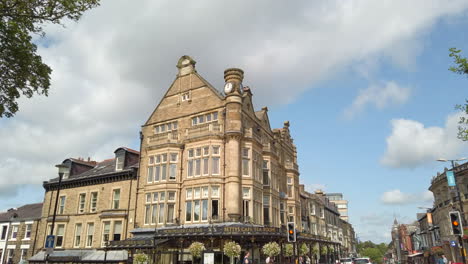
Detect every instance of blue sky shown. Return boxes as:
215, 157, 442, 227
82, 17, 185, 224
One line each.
1, 0, 468, 244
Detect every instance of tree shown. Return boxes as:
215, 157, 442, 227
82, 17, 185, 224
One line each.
449, 48, 468, 141
0, 0, 100, 117
357, 241, 388, 264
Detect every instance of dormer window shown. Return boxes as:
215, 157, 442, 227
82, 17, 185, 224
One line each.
116, 155, 124, 171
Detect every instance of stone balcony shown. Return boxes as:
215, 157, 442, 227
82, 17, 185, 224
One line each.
244, 127, 262, 143
185, 122, 223, 139
147, 131, 179, 146
285, 161, 299, 171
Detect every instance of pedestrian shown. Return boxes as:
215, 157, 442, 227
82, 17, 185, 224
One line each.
266, 256, 271, 264
436, 255, 444, 264
441, 255, 448, 264
299, 256, 304, 264
244, 251, 251, 264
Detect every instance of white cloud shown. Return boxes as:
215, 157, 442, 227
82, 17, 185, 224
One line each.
2, 0, 468, 199
381, 113, 468, 168
381, 189, 433, 205
344, 81, 411, 119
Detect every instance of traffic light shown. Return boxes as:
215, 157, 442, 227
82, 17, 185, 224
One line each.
449, 211, 463, 236
287, 222, 296, 242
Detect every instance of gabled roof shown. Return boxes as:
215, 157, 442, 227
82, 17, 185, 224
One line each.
0, 203, 42, 222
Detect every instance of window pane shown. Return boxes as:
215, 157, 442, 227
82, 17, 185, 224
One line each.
213, 112, 218, 120
194, 200, 200, 221
212, 157, 220, 174
151, 205, 158, 224
161, 164, 167, 180
212, 146, 220, 155
186, 201, 192, 221
147, 166, 153, 183
155, 165, 160, 181
242, 188, 250, 198
194, 188, 200, 199
195, 159, 201, 176
167, 204, 175, 223
203, 158, 209, 175
211, 186, 219, 197
242, 159, 249, 176
186, 189, 192, 199
153, 192, 159, 203
188, 149, 194, 158
203, 147, 209, 155
145, 205, 151, 225
188, 160, 193, 177
171, 153, 178, 162
169, 164, 177, 180
158, 204, 165, 223
113, 221, 122, 241
168, 191, 175, 201
160, 191, 166, 202
206, 114, 212, 122
212, 200, 219, 220
202, 200, 208, 221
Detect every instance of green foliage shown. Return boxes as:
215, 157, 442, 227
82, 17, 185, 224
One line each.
223, 241, 241, 258
0, 0, 100, 117
328, 245, 334, 253
262, 242, 281, 257
449, 48, 468, 141
321, 245, 328, 255
312, 243, 319, 256
189, 242, 206, 258
283, 244, 294, 257
449, 48, 468, 76
357, 241, 389, 264
300, 243, 310, 256
133, 253, 149, 264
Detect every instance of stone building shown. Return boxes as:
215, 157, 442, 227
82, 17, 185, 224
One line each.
428, 161, 468, 263
29, 148, 139, 263
27, 55, 356, 264
325, 193, 349, 222
0, 203, 42, 264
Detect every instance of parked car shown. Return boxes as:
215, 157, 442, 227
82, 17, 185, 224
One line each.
340, 258, 353, 264
354, 258, 371, 264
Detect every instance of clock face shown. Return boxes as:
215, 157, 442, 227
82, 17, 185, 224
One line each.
224, 82, 233, 93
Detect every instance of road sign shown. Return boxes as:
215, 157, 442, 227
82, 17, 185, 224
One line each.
451, 241, 457, 247
447, 171, 456, 187
45, 235, 55, 249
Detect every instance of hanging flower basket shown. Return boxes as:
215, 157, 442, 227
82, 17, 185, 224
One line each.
262, 242, 281, 257
312, 243, 319, 256
134, 253, 149, 264
300, 243, 310, 256
284, 244, 294, 257
328, 245, 335, 253
224, 241, 242, 258
321, 245, 328, 255
189, 242, 206, 258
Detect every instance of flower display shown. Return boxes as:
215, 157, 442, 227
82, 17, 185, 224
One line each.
223, 241, 242, 258
300, 243, 310, 256
262, 242, 281, 257
189, 242, 206, 258
283, 244, 294, 257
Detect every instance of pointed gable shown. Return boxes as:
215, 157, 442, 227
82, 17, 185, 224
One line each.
255, 107, 272, 131
145, 56, 225, 125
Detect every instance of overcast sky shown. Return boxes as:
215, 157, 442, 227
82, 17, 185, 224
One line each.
1, 0, 468, 243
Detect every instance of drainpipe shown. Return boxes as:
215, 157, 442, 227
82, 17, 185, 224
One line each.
124, 171, 133, 240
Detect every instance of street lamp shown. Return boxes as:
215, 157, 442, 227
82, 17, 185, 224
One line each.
437, 158, 467, 264
46, 164, 67, 261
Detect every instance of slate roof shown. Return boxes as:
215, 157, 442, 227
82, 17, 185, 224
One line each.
47, 158, 138, 184
0, 202, 42, 222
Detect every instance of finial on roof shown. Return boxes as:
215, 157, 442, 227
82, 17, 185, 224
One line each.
177, 55, 196, 76
284, 121, 290, 128
262, 107, 268, 112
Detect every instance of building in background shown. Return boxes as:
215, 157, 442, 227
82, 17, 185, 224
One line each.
326, 193, 349, 222
0, 203, 42, 264
29, 148, 139, 263
428, 161, 468, 263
